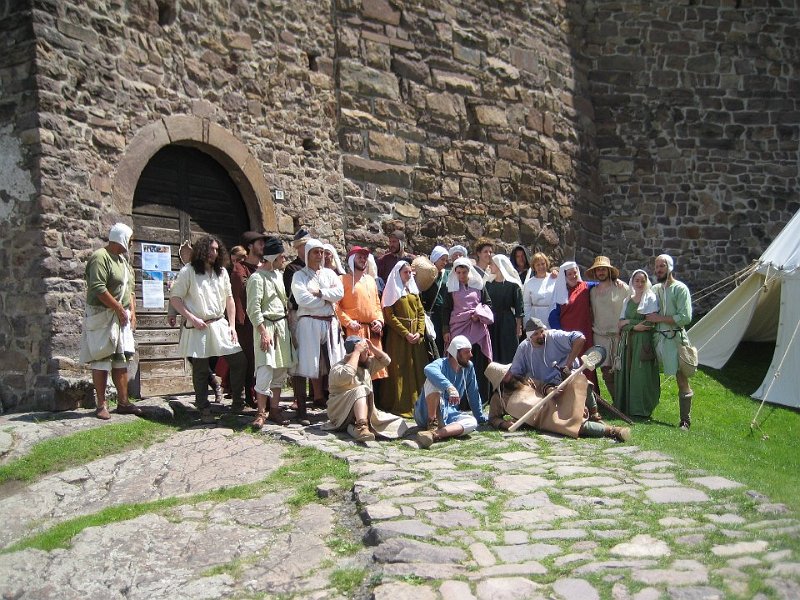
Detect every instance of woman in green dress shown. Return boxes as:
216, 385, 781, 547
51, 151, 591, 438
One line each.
614, 269, 661, 418
381, 261, 429, 417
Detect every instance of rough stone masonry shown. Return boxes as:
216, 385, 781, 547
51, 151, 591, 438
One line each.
0, 0, 798, 410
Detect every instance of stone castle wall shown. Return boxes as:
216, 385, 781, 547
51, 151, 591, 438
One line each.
1, 0, 798, 410
585, 0, 800, 309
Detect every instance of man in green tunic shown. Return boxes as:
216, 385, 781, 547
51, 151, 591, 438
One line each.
647, 254, 694, 429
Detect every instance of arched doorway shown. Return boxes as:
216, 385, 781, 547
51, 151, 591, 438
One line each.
131, 145, 251, 397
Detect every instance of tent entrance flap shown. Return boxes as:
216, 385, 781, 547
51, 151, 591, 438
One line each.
752, 276, 800, 408
691, 274, 764, 369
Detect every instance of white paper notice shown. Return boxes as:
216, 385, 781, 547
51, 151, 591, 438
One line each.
142, 243, 171, 271
142, 270, 165, 308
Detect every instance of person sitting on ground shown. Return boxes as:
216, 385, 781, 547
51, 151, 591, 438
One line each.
413, 335, 488, 448
501, 318, 605, 424
324, 336, 408, 443
486, 362, 630, 442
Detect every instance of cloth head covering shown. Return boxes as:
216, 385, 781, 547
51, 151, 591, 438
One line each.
322, 243, 345, 275
430, 245, 448, 264
552, 261, 581, 305
491, 255, 523, 289
347, 246, 370, 258
382, 260, 419, 307
292, 227, 312, 248
344, 335, 364, 354
525, 317, 548, 333
109, 223, 133, 248
448, 245, 468, 260
485, 362, 511, 390
304, 238, 324, 266
627, 269, 659, 315
262, 236, 284, 258
447, 256, 485, 292
366, 253, 378, 278
447, 335, 472, 358
656, 253, 674, 273
585, 255, 620, 280
510, 245, 530, 271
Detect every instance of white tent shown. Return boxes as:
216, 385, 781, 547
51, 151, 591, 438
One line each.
689, 210, 800, 409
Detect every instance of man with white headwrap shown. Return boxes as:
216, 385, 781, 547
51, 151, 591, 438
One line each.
646, 254, 694, 429
291, 238, 346, 407
419, 245, 449, 356
414, 335, 488, 448
334, 246, 387, 386
80, 222, 142, 419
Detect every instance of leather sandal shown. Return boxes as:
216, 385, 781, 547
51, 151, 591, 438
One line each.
266, 407, 290, 426
96, 405, 111, 420
251, 412, 267, 430
116, 402, 143, 416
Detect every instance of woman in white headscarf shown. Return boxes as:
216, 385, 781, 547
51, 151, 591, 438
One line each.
381, 261, 428, 417
615, 269, 661, 418
484, 254, 524, 364
443, 256, 494, 404
323, 243, 346, 275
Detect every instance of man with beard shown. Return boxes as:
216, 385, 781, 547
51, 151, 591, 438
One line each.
284, 227, 312, 418
377, 230, 410, 281
647, 254, 694, 430
324, 336, 408, 443
413, 335, 488, 448
502, 318, 604, 423
291, 239, 346, 407
246, 236, 295, 429
586, 256, 629, 401
170, 235, 246, 423
231, 231, 267, 409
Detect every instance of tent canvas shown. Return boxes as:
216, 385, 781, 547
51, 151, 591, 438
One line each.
688, 210, 800, 409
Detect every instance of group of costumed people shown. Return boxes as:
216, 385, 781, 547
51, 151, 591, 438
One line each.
81, 224, 695, 447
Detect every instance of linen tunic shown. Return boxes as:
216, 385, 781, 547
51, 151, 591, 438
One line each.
590, 281, 629, 368
652, 279, 693, 376
382, 293, 428, 417
522, 275, 556, 324
291, 266, 345, 378
170, 265, 242, 358
246, 269, 295, 370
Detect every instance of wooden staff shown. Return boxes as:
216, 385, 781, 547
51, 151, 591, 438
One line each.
507, 346, 606, 432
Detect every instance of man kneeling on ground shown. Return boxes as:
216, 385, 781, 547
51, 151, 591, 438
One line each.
486, 361, 630, 442
324, 336, 408, 442
414, 335, 488, 448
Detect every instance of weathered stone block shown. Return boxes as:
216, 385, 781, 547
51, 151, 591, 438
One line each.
369, 132, 406, 162
339, 59, 399, 99
473, 105, 508, 127
362, 0, 401, 25
343, 155, 413, 187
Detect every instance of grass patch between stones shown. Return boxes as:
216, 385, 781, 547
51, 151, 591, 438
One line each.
0, 419, 175, 485
329, 567, 368, 595
3, 444, 353, 553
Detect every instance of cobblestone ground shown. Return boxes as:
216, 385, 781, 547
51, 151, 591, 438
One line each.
1, 397, 799, 599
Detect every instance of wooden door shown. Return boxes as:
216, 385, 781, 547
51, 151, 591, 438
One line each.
131, 145, 250, 397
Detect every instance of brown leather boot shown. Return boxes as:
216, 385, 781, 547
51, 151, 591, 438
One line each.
605, 425, 631, 442
352, 419, 375, 442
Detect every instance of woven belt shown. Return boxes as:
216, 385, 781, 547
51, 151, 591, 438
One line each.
183, 315, 223, 329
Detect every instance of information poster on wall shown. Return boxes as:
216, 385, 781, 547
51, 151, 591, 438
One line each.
142, 270, 165, 308
141, 243, 171, 271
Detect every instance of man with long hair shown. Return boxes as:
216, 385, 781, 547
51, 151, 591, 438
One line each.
170, 235, 247, 423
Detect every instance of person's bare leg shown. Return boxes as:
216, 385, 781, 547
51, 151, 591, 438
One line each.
268, 388, 288, 425
252, 392, 268, 429
92, 369, 110, 419
110, 367, 129, 404
676, 371, 693, 428
310, 377, 325, 406
351, 396, 374, 441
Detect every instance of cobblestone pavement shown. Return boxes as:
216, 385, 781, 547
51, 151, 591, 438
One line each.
1, 397, 799, 599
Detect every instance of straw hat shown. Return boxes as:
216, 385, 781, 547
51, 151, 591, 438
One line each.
411, 256, 438, 292
484, 362, 511, 391
585, 255, 619, 279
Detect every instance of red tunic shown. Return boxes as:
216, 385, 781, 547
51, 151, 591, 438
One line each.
558, 281, 598, 387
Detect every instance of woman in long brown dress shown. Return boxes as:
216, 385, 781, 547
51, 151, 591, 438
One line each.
381, 261, 429, 417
